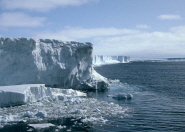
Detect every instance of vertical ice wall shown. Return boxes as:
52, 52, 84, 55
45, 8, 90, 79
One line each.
93, 55, 130, 65
0, 38, 109, 90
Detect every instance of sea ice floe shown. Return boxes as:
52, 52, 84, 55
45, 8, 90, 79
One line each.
34, 111, 47, 118
0, 114, 14, 123
0, 84, 86, 107
20, 111, 34, 118
112, 93, 133, 100
28, 123, 55, 129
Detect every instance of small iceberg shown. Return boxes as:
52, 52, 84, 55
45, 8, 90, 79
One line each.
112, 93, 133, 100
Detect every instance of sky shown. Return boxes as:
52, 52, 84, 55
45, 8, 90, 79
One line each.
0, 0, 185, 59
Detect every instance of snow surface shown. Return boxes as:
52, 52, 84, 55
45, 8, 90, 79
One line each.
93, 55, 130, 66
0, 84, 85, 107
0, 37, 109, 90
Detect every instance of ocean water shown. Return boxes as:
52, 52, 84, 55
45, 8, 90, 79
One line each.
1, 60, 185, 132
92, 60, 185, 132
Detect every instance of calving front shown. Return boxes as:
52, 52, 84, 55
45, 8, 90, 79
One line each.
0, 37, 109, 90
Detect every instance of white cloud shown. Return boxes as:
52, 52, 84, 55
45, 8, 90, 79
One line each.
158, 14, 182, 20
0, 0, 99, 11
136, 24, 150, 29
35, 27, 139, 40
35, 26, 185, 58
0, 12, 46, 27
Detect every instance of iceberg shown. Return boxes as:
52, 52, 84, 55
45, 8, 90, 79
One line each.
0, 84, 85, 107
112, 93, 133, 100
93, 55, 130, 66
0, 37, 109, 90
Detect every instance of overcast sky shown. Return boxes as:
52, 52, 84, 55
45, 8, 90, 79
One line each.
0, 0, 185, 59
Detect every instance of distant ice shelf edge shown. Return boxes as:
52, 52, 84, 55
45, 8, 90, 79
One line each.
93, 55, 130, 66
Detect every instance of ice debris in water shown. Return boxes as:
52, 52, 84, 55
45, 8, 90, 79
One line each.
0, 84, 86, 107
0, 114, 14, 123
34, 111, 47, 118
112, 93, 133, 100
20, 111, 34, 118
0, 97, 130, 128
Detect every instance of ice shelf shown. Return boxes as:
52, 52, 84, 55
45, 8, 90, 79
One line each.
93, 55, 130, 66
0, 37, 109, 90
0, 84, 85, 107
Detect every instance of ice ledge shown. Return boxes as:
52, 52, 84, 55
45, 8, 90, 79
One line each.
0, 84, 85, 107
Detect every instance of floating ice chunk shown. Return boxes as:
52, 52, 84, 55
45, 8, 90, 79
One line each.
58, 125, 66, 129
0, 84, 86, 107
82, 117, 98, 123
67, 97, 82, 105
68, 109, 82, 114
28, 123, 55, 129
82, 116, 107, 124
34, 111, 47, 118
20, 111, 34, 118
57, 125, 66, 129
0, 114, 14, 123
93, 108, 101, 112
126, 93, 133, 99
112, 93, 133, 100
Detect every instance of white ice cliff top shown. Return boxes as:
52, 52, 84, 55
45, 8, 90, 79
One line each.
0, 37, 109, 90
0, 84, 85, 107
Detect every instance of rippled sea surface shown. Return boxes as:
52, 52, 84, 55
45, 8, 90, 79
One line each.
93, 61, 185, 132
1, 61, 185, 132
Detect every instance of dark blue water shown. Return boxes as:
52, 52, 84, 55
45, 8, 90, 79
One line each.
92, 61, 185, 132
1, 61, 185, 132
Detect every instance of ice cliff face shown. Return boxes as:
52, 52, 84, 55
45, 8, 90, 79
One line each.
93, 55, 130, 66
0, 37, 109, 90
